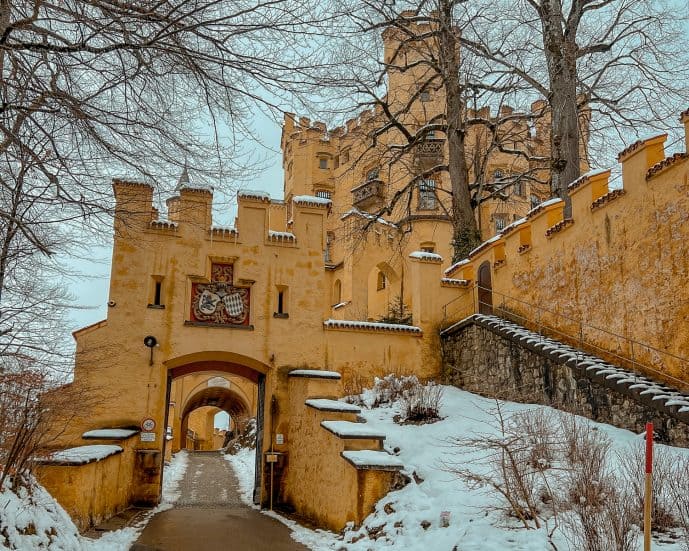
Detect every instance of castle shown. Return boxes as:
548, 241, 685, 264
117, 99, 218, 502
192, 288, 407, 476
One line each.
32, 18, 689, 538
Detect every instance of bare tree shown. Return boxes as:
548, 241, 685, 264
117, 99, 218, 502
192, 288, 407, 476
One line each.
461, 0, 689, 215
325, 2, 552, 260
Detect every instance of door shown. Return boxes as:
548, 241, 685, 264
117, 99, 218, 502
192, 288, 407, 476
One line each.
477, 261, 493, 315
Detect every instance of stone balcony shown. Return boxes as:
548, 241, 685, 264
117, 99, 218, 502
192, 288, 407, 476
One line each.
414, 138, 445, 168
351, 179, 385, 209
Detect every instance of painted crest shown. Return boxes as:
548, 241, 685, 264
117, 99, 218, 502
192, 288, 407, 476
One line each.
223, 292, 244, 317
198, 289, 221, 315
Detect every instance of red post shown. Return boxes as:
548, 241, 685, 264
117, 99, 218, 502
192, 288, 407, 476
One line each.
644, 422, 653, 551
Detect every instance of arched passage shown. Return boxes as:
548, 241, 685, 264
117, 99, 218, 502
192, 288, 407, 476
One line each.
163, 352, 269, 505
179, 385, 251, 451
478, 261, 493, 315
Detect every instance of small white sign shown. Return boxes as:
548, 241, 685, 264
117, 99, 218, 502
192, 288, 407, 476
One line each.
141, 432, 156, 442
275, 433, 284, 445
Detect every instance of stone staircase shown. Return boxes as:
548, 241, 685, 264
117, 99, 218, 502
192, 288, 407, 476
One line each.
284, 369, 403, 531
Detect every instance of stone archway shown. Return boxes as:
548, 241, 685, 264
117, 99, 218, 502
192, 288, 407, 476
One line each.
163, 353, 269, 505
179, 385, 250, 451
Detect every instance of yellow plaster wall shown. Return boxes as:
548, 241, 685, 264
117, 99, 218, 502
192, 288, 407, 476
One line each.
444, 129, 689, 387
36, 436, 137, 531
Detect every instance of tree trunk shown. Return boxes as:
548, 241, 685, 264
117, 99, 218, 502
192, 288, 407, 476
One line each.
439, 1, 481, 262
542, 1, 581, 217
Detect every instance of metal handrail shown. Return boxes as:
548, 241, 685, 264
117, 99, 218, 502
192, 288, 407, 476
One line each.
442, 282, 689, 392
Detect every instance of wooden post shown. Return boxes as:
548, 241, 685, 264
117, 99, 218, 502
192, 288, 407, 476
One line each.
644, 421, 654, 551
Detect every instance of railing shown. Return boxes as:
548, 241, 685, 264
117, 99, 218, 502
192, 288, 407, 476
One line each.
414, 139, 445, 166
351, 179, 384, 208
442, 283, 689, 392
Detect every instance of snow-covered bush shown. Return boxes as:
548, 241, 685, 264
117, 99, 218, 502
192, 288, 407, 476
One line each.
399, 382, 443, 424
668, 455, 689, 551
363, 374, 421, 408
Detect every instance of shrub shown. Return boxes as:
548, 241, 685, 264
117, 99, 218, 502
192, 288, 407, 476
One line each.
399, 382, 443, 424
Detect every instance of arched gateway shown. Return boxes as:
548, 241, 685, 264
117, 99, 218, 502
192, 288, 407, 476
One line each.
41, 181, 437, 533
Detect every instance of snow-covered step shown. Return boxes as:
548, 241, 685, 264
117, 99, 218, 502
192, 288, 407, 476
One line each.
39, 445, 123, 466
341, 450, 403, 471
321, 420, 386, 440
305, 399, 361, 414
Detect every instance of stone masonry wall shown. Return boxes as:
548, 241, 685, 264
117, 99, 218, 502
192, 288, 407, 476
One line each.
441, 316, 689, 446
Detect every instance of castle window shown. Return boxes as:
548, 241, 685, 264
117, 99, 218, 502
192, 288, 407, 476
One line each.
377, 271, 387, 291
274, 286, 289, 318
324, 231, 335, 263
315, 190, 332, 200
420, 90, 431, 102
319, 157, 328, 170
333, 279, 342, 305
514, 181, 524, 196
342, 149, 350, 164
148, 277, 165, 308
334, 156, 340, 169
426, 129, 437, 139
494, 214, 508, 233
493, 169, 504, 180
530, 194, 540, 209
418, 179, 437, 210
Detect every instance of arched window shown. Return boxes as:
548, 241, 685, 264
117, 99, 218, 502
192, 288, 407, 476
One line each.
420, 242, 436, 253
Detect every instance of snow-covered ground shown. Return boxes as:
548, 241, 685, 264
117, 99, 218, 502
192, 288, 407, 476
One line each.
227, 385, 689, 551
0, 449, 189, 550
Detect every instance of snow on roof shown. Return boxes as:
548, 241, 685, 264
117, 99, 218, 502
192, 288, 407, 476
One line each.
526, 197, 563, 218
150, 219, 178, 229
322, 421, 386, 439
341, 450, 404, 470
567, 168, 611, 190
292, 195, 332, 207
500, 217, 527, 235
444, 258, 470, 275
45, 445, 123, 465
409, 251, 443, 262
468, 234, 502, 257
211, 225, 237, 233
288, 369, 342, 379
324, 319, 422, 334
332, 301, 349, 310
82, 429, 138, 440
305, 399, 361, 413
238, 189, 271, 201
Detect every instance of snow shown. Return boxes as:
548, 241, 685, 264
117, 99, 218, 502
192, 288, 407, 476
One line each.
289, 369, 342, 379
292, 195, 332, 206
468, 234, 502, 257
341, 450, 404, 469
82, 429, 138, 439
150, 219, 178, 228
332, 301, 348, 309
238, 189, 271, 200
567, 168, 611, 189
500, 216, 527, 233
443, 258, 470, 275
324, 319, 422, 333
221, 384, 689, 551
527, 197, 563, 217
305, 399, 361, 413
0, 449, 191, 550
409, 251, 443, 261
321, 420, 386, 439
268, 230, 295, 240
211, 225, 236, 233
47, 445, 123, 464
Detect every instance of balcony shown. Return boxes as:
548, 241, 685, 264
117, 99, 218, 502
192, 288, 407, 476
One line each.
351, 179, 384, 209
414, 138, 445, 168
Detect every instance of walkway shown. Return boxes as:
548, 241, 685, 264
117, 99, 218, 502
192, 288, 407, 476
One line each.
131, 451, 309, 551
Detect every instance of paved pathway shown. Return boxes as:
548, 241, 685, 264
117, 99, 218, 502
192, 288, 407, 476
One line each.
131, 451, 310, 551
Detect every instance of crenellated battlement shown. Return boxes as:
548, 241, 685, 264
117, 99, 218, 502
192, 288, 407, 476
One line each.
112, 178, 330, 248
441, 109, 689, 385
446, 113, 689, 282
